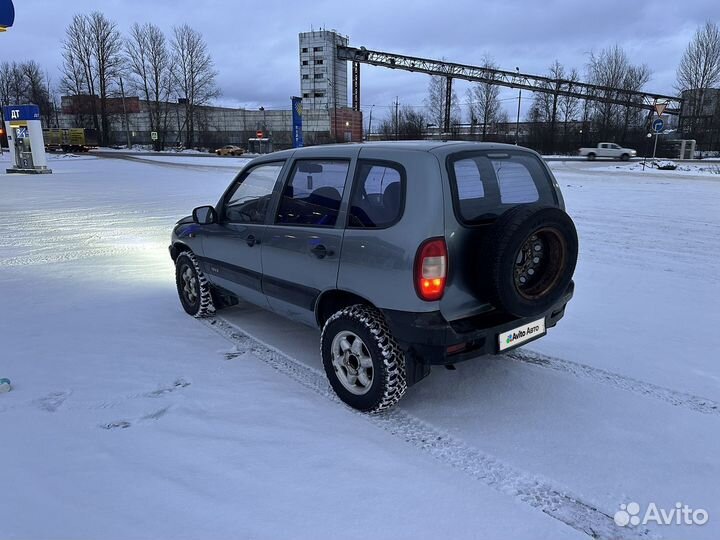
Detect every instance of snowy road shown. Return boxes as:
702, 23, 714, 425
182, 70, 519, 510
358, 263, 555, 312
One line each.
1, 154, 718, 539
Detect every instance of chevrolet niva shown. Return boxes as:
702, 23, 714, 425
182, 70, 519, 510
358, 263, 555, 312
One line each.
170, 142, 577, 412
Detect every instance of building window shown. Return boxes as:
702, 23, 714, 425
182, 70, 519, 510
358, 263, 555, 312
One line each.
302, 60, 308, 65
313, 46, 323, 52
303, 93, 310, 98
302, 74, 309, 80
302, 47, 308, 53
315, 59, 324, 65
314, 92, 324, 98
314, 73, 323, 79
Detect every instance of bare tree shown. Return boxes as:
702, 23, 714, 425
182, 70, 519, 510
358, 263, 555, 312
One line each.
558, 67, 580, 148
676, 21, 720, 134
61, 14, 98, 133
0, 62, 17, 108
171, 24, 220, 148
425, 64, 461, 132
88, 12, 123, 145
467, 54, 502, 140
587, 45, 651, 141
22, 61, 52, 123
620, 64, 651, 141
60, 12, 123, 145
126, 23, 173, 150
379, 105, 426, 140
0, 61, 53, 123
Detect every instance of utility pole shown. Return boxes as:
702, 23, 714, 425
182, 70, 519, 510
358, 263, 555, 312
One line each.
367, 105, 374, 140
515, 67, 522, 146
119, 76, 132, 149
395, 97, 399, 141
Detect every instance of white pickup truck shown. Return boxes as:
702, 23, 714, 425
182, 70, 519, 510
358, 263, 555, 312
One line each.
578, 143, 637, 161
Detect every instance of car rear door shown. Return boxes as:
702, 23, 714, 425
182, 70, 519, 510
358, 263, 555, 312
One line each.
198, 160, 288, 308
261, 148, 358, 327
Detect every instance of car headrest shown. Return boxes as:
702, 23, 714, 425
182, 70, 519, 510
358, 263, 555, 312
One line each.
383, 181, 401, 210
309, 186, 342, 209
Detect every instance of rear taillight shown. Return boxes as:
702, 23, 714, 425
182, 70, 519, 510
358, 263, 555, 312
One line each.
414, 238, 448, 301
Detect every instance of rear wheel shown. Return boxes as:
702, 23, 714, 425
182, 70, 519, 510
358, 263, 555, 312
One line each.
175, 251, 215, 317
321, 305, 407, 412
587, 153, 596, 161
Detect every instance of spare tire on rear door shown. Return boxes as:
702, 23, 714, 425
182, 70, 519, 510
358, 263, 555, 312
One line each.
479, 205, 578, 318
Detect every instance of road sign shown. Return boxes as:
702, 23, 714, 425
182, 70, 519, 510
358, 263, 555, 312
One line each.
652, 118, 664, 133
654, 102, 667, 117
150, 131, 158, 141
256, 130, 264, 138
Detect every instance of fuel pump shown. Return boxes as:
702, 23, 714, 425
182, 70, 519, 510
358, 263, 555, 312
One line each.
2, 104, 52, 174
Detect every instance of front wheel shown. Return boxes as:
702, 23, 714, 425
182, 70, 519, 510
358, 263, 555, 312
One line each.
620, 153, 630, 161
175, 251, 215, 317
321, 305, 407, 413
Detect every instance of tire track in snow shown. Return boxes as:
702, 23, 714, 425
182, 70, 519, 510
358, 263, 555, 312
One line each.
101, 154, 241, 173
507, 349, 720, 417
204, 316, 654, 540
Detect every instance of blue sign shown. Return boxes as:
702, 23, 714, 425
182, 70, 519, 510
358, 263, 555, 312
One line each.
3, 104, 41, 122
292, 97, 304, 148
652, 118, 664, 133
0, 0, 14, 30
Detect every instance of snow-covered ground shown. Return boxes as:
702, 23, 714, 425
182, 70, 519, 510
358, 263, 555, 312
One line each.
1, 154, 718, 539
592, 160, 720, 176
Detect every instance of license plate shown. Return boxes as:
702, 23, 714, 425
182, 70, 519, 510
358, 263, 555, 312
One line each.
498, 318, 546, 351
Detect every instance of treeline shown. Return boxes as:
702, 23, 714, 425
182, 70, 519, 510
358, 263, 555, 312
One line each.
0, 61, 55, 123
0, 11, 219, 150
60, 12, 219, 149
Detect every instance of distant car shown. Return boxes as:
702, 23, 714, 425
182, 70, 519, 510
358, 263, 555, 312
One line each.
579, 142, 637, 161
216, 145, 245, 157
170, 142, 578, 412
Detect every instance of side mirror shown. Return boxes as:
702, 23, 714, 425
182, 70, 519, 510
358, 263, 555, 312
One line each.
192, 206, 217, 224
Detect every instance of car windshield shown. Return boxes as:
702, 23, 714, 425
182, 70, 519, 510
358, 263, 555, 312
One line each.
448, 150, 557, 224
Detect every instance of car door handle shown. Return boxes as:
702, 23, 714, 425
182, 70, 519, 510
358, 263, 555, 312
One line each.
246, 234, 260, 247
310, 244, 333, 259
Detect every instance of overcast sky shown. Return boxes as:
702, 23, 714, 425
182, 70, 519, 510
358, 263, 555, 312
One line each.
2, 0, 718, 121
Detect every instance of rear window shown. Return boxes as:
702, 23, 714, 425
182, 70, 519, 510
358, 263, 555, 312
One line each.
448, 151, 556, 223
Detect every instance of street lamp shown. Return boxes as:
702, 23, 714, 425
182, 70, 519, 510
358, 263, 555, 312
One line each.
515, 67, 522, 146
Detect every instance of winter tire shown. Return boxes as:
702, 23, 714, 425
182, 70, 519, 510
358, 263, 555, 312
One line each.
321, 305, 407, 413
175, 251, 215, 318
479, 205, 578, 318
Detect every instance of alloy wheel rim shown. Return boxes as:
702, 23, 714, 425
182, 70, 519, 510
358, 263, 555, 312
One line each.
330, 331, 374, 396
181, 265, 198, 305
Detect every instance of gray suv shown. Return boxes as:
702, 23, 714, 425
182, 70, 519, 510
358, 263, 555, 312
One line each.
170, 142, 577, 412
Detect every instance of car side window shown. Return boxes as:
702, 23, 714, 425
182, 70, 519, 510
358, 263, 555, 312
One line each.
348, 161, 405, 228
223, 162, 284, 224
275, 160, 350, 227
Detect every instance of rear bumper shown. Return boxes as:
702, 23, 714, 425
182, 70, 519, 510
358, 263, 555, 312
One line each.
381, 281, 574, 366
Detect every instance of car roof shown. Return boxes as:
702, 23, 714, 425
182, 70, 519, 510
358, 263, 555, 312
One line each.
291, 140, 526, 152
248, 141, 541, 166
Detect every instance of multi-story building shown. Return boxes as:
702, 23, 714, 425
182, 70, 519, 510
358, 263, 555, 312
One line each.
679, 88, 720, 149
299, 30, 348, 112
